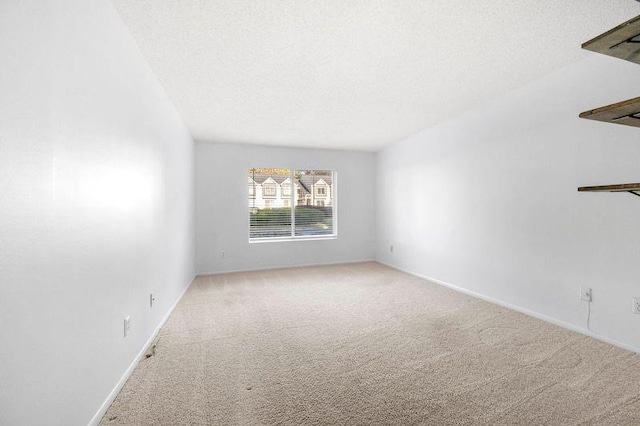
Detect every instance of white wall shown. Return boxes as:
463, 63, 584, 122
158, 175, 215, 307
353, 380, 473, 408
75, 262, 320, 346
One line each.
0, 1, 195, 424
196, 142, 375, 273
377, 54, 640, 351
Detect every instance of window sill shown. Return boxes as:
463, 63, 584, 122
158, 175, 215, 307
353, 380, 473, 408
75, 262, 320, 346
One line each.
249, 235, 337, 244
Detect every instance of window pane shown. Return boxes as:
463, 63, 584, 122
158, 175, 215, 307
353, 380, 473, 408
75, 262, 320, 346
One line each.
248, 168, 292, 239
294, 170, 333, 236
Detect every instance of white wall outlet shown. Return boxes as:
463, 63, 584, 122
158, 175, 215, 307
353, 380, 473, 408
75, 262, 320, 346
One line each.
390, 245, 394, 253
124, 316, 131, 337
632, 297, 640, 314
580, 287, 592, 302
221, 251, 225, 258
150, 293, 155, 308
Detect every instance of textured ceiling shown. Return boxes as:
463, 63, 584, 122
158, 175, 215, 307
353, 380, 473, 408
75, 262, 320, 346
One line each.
111, 1, 639, 151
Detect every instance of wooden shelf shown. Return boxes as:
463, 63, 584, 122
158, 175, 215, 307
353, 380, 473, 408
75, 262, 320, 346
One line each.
578, 16, 640, 198
582, 15, 640, 65
578, 183, 640, 197
579, 96, 640, 128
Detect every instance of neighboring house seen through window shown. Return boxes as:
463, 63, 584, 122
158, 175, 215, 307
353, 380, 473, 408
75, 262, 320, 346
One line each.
248, 168, 336, 240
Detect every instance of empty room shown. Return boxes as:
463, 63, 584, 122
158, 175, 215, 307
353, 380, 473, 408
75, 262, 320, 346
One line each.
3, 0, 640, 424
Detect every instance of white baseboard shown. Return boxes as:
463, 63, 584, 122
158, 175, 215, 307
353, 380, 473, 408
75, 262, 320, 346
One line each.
377, 260, 640, 355
197, 258, 377, 276
88, 274, 195, 426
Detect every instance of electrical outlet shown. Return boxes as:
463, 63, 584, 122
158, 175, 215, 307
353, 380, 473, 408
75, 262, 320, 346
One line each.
150, 293, 155, 308
221, 251, 225, 258
390, 245, 394, 253
632, 297, 640, 314
124, 316, 131, 338
580, 287, 592, 302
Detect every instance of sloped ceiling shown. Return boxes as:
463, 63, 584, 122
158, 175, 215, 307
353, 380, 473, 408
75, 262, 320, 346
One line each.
111, 0, 639, 151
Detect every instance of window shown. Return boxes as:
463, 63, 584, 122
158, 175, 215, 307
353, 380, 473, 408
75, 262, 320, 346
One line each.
248, 178, 256, 199
248, 168, 336, 241
282, 182, 291, 197
296, 187, 306, 205
263, 181, 276, 197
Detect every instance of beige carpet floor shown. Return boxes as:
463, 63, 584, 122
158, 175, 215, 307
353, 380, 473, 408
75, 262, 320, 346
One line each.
101, 262, 640, 425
